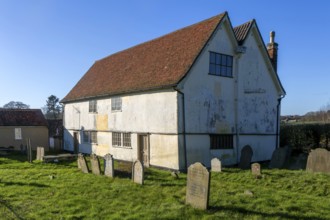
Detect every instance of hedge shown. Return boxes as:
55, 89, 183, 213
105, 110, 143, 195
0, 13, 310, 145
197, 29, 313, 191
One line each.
280, 123, 330, 152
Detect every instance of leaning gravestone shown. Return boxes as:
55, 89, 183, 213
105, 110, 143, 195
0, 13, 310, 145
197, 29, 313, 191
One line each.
77, 154, 89, 173
211, 158, 221, 172
239, 145, 253, 169
104, 154, 114, 177
132, 160, 144, 185
269, 146, 291, 169
36, 146, 45, 161
306, 148, 330, 174
251, 163, 261, 176
90, 154, 101, 175
186, 162, 210, 210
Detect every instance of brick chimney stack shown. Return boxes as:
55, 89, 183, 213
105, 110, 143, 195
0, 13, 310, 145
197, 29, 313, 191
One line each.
267, 31, 278, 72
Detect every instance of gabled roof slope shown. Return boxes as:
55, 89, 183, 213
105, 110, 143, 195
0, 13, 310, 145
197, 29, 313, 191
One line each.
233, 20, 254, 45
0, 109, 48, 126
62, 13, 226, 103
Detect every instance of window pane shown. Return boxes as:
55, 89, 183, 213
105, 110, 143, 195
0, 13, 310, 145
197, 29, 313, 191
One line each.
210, 52, 216, 64
215, 53, 221, 64
221, 66, 226, 76
123, 133, 131, 147
221, 55, 227, 66
89, 100, 97, 113
216, 65, 221, 76
91, 132, 97, 144
209, 64, 216, 74
112, 97, 122, 111
112, 132, 122, 146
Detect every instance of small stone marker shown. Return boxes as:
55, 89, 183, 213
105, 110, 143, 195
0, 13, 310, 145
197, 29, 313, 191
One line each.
269, 146, 291, 169
90, 154, 101, 175
104, 154, 114, 177
251, 163, 261, 176
306, 148, 330, 174
239, 145, 253, 169
211, 158, 221, 172
186, 162, 210, 210
77, 153, 89, 173
36, 146, 45, 161
132, 160, 144, 185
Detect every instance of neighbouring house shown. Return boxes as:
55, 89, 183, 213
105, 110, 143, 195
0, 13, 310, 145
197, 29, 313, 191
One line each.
0, 109, 49, 151
61, 12, 285, 171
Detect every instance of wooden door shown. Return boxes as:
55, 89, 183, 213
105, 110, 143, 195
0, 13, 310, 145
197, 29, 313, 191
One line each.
73, 132, 79, 154
138, 135, 149, 167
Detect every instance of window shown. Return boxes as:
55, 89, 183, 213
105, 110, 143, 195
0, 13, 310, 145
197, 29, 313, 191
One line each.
123, 133, 131, 147
83, 131, 97, 144
112, 132, 131, 148
83, 131, 90, 143
14, 128, 22, 140
89, 100, 97, 113
111, 97, 122, 111
209, 52, 233, 77
90, 131, 97, 144
210, 134, 233, 149
112, 132, 122, 146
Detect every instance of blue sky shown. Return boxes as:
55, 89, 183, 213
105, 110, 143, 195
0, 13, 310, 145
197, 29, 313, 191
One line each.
0, 0, 329, 115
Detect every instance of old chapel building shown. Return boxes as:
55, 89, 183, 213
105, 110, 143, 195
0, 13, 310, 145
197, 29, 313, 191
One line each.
61, 12, 285, 170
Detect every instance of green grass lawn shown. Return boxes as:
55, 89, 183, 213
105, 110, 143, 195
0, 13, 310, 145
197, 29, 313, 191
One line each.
0, 153, 330, 220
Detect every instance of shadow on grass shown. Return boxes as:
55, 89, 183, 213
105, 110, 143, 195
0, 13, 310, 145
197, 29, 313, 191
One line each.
1, 181, 49, 188
0, 199, 24, 220
209, 205, 326, 220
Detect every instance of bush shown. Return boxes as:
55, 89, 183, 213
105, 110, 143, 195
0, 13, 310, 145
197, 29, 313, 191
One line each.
280, 123, 330, 152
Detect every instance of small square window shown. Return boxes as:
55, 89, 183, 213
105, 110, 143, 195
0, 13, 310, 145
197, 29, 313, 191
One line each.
111, 97, 122, 111
89, 100, 97, 113
15, 128, 22, 140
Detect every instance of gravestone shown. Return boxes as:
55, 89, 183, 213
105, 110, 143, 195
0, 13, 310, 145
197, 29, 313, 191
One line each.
90, 154, 101, 175
104, 154, 114, 177
239, 145, 253, 169
306, 148, 330, 174
211, 158, 221, 172
251, 163, 261, 176
186, 162, 210, 210
77, 153, 89, 173
269, 146, 291, 169
36, 146, 45, 161
132, 160, 144, 185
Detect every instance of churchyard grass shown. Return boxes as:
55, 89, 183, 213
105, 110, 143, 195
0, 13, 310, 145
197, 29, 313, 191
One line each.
0, 153, 329, 219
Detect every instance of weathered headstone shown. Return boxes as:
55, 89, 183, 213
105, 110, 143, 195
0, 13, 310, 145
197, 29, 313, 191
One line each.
90, 154, 101, 175
239, 145, 253, 169
211, 158, 221, 172
104, 154, 114, 177
251, 163, 261, 176
186, 162, 210, 210
132, 160, 144, 185
77, 153, 89, 173
36, 146, 45, 161
306, 148, 330, 174
269, 146, 291, 169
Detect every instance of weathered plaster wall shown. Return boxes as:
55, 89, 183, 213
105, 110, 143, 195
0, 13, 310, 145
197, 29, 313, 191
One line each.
63, 89, 180, 170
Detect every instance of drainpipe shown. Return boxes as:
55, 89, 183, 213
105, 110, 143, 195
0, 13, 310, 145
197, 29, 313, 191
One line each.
276, 95, 285, 148
174, 87, 187, 171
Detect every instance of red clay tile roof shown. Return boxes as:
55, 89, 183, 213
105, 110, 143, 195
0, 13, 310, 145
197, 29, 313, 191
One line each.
62, 13, 226, 103
0, 109, 48, 126
233, 20, 254, 45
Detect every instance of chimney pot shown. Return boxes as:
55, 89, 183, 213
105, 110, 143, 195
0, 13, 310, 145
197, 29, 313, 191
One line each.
267, 31, 278, 72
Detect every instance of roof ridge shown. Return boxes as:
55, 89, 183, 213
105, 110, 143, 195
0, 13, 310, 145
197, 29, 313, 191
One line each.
233, 19, 255, 45
96, 12, 227, 63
